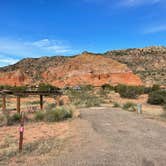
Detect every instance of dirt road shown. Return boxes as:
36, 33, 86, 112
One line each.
10, 107, 166, 166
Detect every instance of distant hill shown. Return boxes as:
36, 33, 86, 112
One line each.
104, 46, 166, 86
0, 52, 142, 87
0, 46, 165, 87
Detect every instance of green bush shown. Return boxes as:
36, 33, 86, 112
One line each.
101, 84, 114, 91
38, 83, 60, 91
148, 90, 166, 105
85, 97, 101, 107
113, 102, 121, 108
34, 111, 45, 121
123, 102, 137, 112
44, 107, 72, 122
115, 84, 144, 99
10, 86, 27, 92
151, 84, 160, 91
6, 113, 22, 126
79, 85, 94, 91
45, 103, 56, 111
0, 85, 13, 90
0, 114, 7, 126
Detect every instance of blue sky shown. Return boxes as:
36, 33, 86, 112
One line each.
0, 0, 166, 66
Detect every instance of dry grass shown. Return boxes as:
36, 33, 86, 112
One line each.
0, 121, 70, 164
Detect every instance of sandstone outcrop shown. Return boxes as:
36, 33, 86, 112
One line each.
0, 52, 143, 87
42, 52, 142, 87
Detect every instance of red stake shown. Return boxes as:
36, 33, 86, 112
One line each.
19, 112, 24, 153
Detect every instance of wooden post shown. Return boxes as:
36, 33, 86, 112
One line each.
2, 95, 6, 113
19, 112, 24, 153
40, 95, 43, 110
17, 96, 21, 114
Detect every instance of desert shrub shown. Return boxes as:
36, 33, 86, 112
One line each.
151, 84, 160, 91
98, 84, 114, 97
34, 111, 45, 121
143, 87, 152, 94
10, 86, 27, 92
38, 83, 60, 91
7, 113, 21, 125
143, 84, 161, 94
80, 85, 94, 91
85, 96, 101, 107
0, 85, 13, 90
0, 114, 7, 126
45, 103, 56, 111
27, 101, 41, 105
101, 84, 114, 91
113, 102, 121, 108
148, 90, 166, 105
115, 84, 144, 99
0, 113, 22, 126
66, 87, 102, 107
123, 102, 137, 112
44, 106, 72, 122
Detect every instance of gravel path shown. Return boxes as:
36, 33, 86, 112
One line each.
54, 107, 166, 166
22, 107, 166, 166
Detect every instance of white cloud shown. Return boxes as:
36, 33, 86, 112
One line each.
27, 39, 72, 53
0, 38, 77, 67
143, 24, 166, 34
0, 54, 19, 67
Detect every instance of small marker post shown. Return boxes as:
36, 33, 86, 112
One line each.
19, 112, 25, 153
137, 104, 142, 114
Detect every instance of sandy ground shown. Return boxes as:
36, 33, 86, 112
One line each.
2, 106, 166, 166
0, 121, 69, 145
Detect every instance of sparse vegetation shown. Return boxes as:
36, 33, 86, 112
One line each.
44, 108, 71, 122
123, 102, 137, 112
26, 100, 41, 105
113, 102, 121, 108
148, 90, 166, 106
0, 114, 7, 127
34, 105, 73, 122
0, 136, 63, 162
6, 113, 22, 126
66, 86, 102, 107
0, 113, 22, 126
38, 83, 60, 91
45, 103, 56, 111
101, 84, 114, 91
34, 111, 45, 121
115, 84, 144, 99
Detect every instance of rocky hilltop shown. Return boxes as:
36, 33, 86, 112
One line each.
0, 46, 165, 87
105, 46, 166, 86
0, 52, 142, 87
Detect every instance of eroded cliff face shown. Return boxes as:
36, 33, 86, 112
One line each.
0, 52, 143, 87
42, 53, 142, 87
0, 70, 31, 86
